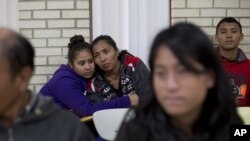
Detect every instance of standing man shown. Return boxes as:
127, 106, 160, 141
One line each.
216, 17, 250, 106
0, 28, 94, 141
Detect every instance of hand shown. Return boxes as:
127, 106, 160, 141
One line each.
128, 94, 138, 107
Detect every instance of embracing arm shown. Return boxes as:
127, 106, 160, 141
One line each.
53, 76, 132, 117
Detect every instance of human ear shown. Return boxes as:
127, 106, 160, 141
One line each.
240, 33, 244, 41
15, 67, 33, 92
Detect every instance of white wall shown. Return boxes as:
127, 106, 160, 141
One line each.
0, 0, 19, 31
92, 0, 170, 66
19, 0, 91, 93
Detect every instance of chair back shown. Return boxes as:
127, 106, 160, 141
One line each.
93, 108, 129, 141
237, 107, 250, 124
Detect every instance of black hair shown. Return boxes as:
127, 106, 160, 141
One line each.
216, 17, 242, 34
0, 29, 34, 79
67, 35, 91, 65
116, 23, 243, 141
91, 35, 118, 51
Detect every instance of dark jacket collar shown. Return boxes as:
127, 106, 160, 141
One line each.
217, 47, 248, 62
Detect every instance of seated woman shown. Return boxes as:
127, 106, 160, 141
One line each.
39, 35, 138, 117
115, 23, 243, 141
88, 35, 151, 103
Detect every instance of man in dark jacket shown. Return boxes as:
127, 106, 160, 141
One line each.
0, 28, 94, 141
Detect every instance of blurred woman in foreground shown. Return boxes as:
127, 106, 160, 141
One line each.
115, 23, 243, 141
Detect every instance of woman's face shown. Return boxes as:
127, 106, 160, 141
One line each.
153, 45, 214, 119
92, 40, 119, 72
70, 49, 95, 79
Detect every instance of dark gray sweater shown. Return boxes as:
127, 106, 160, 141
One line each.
0, 94, 94, 141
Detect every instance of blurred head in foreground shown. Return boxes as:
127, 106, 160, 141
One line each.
115, 23, 243, 141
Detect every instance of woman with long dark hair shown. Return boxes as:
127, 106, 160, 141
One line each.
115, 23, 243, 141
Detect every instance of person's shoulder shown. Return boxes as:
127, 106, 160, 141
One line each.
245, 58, 250, 63
120, 50, 141, 67
36, 94, 82, 123
54, 64, 76, 76
48, 106, 93, 139
244, 59, 250, 71
54, 107, 81, 123
53, 65, 87, 83
240, 56, 250, 68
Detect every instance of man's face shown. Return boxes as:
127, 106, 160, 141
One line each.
216, 22, 243, 51
0, 57, 22, 118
